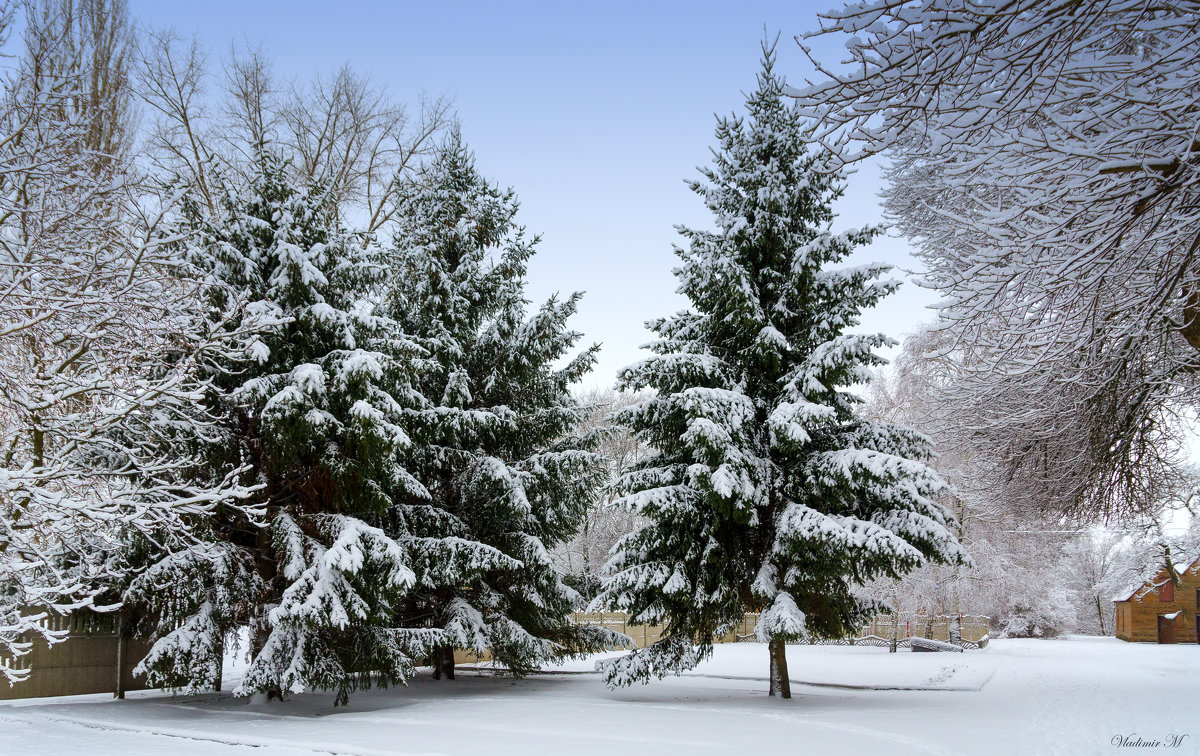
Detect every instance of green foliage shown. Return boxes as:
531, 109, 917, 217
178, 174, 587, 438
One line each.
595, 43, 967, 688
386, 132, 618, 674
128, 152, 428, 701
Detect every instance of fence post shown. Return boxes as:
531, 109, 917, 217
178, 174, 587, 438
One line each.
114, 614, 125, 700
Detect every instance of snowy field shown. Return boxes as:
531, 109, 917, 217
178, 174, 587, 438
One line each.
1, 637, 1196, 756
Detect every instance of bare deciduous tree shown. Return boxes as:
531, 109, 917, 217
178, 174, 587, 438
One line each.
863, 329, 1187, 639
551, 388, 649, 599
0, 0, 258, 684
136, 31, 449, 231
793, 0, 1200, 520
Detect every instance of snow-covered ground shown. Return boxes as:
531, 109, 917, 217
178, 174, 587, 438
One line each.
1, 637, 1195, 756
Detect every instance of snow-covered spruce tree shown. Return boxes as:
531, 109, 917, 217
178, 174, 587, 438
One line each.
593, 44, 968, 698
126, 153, 429, 704
386, 132, 617, 679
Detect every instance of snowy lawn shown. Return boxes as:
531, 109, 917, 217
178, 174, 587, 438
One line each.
2, 637, 1196, 756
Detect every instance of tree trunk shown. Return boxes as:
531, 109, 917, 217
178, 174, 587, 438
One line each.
768, 639, 790, 699
250, 619, 283, 701
31, 425, 43, 469
432, 644, 455, 680
950, 565, 962, 645
889, 586, 900, 653
1095, 594, 1107, 636
214, 633, 224, 692
581, 517, 591, 575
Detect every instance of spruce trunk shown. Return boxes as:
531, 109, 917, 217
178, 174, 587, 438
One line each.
432, 644, 455, 680
253, 528, 283, 701
768, 638, 791, 699
213, 634, 223, 692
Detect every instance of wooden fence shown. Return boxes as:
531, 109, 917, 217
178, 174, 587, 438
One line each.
566, 611, 989, 650
567, 611, 761, 648
861, 614, 990, 645
0, 611, 152, 701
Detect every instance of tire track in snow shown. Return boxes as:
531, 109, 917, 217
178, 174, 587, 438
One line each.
0, 711, 447, 756
759, 711, 964, 756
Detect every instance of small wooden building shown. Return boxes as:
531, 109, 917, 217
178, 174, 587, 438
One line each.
1113, 556, 1200, 644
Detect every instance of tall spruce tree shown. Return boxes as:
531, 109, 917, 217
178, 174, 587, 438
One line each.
386, 133, 616, 679
593, 43, 968, 698
126, 153, 432, 704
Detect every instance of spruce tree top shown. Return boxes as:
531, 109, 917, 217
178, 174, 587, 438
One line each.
638, 45, 887, 413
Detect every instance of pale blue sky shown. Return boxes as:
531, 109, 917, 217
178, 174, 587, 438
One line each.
130, 0, 936, 388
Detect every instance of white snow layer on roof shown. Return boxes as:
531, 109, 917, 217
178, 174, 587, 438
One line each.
1111, 553, 1199, 602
